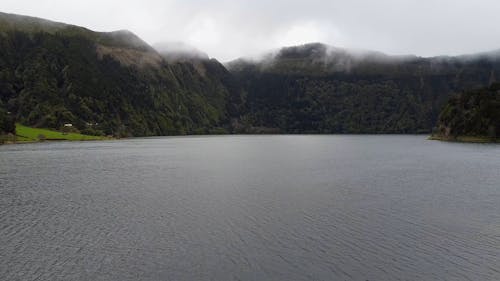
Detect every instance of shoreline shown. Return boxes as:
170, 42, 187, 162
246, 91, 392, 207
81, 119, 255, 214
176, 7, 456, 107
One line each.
4, 133, 499, 145
429, 135, 499, 143
0, 137, 115, 145
2, 133, 429, 145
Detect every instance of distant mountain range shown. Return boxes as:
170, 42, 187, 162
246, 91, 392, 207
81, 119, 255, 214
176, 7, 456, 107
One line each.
1, 12, 499, 137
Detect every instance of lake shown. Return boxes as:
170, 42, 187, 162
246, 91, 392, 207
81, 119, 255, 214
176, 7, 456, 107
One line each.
1, 135, 499, 280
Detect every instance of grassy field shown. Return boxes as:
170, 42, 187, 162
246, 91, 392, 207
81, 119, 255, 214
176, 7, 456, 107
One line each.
15, 124, 109, 142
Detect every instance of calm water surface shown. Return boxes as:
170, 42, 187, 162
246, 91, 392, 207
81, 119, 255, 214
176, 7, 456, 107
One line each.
0, 135, 499, 280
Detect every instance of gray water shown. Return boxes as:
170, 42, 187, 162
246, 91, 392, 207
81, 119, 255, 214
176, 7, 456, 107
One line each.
0, 135, 499, 281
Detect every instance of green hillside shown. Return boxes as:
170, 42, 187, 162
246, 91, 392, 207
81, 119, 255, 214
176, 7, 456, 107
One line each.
0, 12, 237, 138
432, 84, 500, 142
227, 43, 500, 134
2, 13, 500, 139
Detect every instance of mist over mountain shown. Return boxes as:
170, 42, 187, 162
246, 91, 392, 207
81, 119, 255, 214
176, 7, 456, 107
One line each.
154, 42, 209, 62
228, 43, 500, 76
0, 12, 237, 137
227, 43, 500, 133
1, 12, 500, 137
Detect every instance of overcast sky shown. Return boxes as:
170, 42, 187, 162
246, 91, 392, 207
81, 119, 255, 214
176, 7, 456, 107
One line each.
2, 0, 500, 61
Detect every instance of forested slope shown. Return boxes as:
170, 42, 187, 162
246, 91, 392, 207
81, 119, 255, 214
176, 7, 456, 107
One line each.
227, 43, 500, 133
2, 13, 500, 138
433, 83, 500, 141
0, 12, 236, 137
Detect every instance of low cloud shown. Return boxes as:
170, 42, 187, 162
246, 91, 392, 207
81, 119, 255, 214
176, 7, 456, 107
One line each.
3, 0, 500, 61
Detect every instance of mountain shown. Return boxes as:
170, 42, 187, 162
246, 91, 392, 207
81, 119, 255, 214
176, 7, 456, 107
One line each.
432, 83, 500, 142
2, 13, 500, 138
0, 12, 237, 137
227, 43, 500, 133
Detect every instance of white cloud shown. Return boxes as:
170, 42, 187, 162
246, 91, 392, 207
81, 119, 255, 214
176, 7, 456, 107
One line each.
2, 0, 500, 61
275, 22, 329, 47
185, 17, 221, 49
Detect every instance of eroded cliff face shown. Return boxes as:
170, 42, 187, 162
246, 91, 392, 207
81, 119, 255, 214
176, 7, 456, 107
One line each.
95, 45, 163, 68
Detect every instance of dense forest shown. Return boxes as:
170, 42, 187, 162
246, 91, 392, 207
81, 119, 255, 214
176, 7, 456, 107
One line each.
227, 43, 500, 133
0, 100, 14, 135
433, 83, 500, 141
0, 12, 238, 137
2, 12, 500, 139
